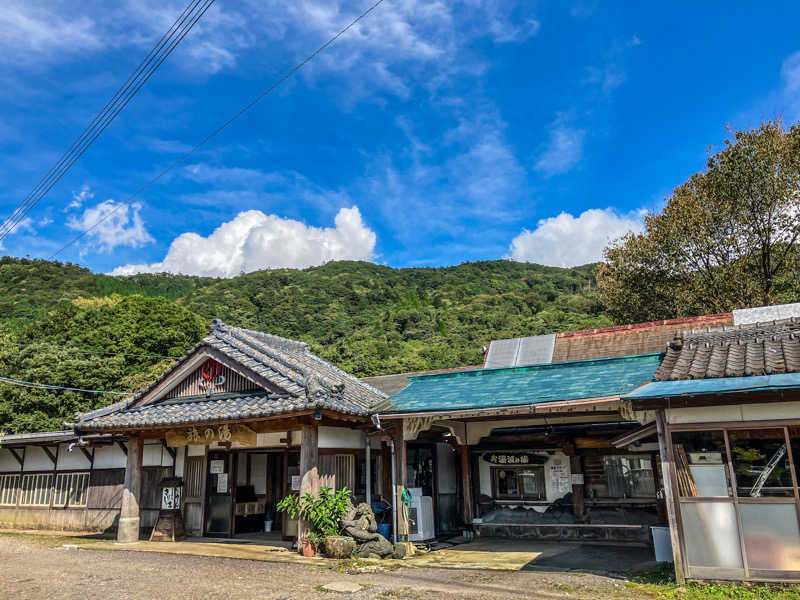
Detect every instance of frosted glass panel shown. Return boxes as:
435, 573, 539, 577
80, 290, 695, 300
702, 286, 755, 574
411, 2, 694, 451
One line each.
680, 502, 743, 568
741, 503, 800, 571
250, 454, 267, 495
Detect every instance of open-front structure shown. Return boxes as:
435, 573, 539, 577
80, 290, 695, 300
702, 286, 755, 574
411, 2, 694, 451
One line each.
73, 320, 388, 542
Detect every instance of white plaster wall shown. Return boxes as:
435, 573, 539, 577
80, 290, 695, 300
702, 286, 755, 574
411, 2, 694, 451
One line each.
0, 448, 21, 472
93, 444, 127, 469
237, 453, 247, 485
319, 426, 362, 449
175, 447, 185, 478
478, 451, 571, 503
256, 432, 286, 447
250, 454, 267, 494
436, 444, 457, 494
667, 401, 800, 424
143, 442, 163, 467
187, 445, 205, 457
23, 446, 55, 471
56, 444, 91, 470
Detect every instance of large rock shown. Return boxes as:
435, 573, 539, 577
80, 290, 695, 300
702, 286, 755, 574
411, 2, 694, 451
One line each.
323, 536, 356, 559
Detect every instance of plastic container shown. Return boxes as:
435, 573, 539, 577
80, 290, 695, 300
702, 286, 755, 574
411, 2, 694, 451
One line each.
377, 523, 391, 540
651, 525, 673, 562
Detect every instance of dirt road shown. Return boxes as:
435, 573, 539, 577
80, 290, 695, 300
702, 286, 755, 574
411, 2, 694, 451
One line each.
0, 533, 650, 600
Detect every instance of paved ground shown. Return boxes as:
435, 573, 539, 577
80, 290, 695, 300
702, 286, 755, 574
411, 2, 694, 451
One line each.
0, 532, 659, 599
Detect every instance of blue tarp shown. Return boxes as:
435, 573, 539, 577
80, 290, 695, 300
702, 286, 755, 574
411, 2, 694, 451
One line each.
624, 373, 800, 400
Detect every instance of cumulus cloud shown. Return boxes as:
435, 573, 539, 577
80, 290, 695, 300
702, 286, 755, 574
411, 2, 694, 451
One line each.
508, 207, 644, 267
534, 116, 586, 176
67, 184, 94, 211
67, 200, 154, 252
111, 206, 376, 277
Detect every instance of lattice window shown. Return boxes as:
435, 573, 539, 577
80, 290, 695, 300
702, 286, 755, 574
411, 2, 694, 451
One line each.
54, 472, 89, 507
20, 473, 53, 506
0, 474, 19, 506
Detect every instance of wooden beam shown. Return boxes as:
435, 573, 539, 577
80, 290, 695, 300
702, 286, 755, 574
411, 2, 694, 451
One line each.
117, 441, 128, 456
42, 446, 57, 467
458, 444, 474, 526
161, 439, 176, 461
570, 455, 586, 523
655, 409, 685, 583
297, 424, 319, 545
8, 448, 23, 467
79, 446, 93, 463
574, 437, 613, 449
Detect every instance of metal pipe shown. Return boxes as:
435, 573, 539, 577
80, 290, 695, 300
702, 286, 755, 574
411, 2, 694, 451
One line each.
390, 438, 397, 545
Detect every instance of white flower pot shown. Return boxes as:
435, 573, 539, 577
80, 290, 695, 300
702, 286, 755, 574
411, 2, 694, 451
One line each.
264, 520, 273, 532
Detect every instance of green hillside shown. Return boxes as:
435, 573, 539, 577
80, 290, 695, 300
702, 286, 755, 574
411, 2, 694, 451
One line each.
0, 257, 611, 433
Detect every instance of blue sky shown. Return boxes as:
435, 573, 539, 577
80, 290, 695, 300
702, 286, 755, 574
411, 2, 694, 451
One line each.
1, 0, 799, 277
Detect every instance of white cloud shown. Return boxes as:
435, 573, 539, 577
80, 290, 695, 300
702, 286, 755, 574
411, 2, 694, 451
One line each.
67, 200, 154, 252
508, 207, 644, 267
67, 185, 94, 211
111, 206, 376, 277
534, 116, 586, 176
585, 63, 626, 95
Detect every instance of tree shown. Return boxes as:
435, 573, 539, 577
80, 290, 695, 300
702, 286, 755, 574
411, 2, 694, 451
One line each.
597, 120, 800, 323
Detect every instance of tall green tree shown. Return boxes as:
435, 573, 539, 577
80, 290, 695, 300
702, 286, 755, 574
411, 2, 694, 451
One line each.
598, 120, 800, 323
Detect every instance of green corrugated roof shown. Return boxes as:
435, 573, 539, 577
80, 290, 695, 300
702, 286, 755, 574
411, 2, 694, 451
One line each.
377, 353, 663, 414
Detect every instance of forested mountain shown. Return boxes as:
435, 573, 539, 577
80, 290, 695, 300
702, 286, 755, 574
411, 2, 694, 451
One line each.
0, 257, 611, 432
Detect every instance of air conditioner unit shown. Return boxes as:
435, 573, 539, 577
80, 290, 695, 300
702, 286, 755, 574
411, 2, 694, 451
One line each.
408, 495, 435, 542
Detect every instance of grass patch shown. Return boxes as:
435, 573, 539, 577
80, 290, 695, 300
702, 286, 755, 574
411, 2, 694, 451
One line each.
627, 564, 800, 600
0, 530, 113, 548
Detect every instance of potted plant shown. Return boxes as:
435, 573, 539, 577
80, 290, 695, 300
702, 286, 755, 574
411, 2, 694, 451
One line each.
277, 486, 353, 558
263, 503, 275, 533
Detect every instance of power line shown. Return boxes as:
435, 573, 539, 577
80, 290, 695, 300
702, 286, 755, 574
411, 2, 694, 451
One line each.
0, 0, 215, 245
49, 0, 387, 260
0, 376, 129, 396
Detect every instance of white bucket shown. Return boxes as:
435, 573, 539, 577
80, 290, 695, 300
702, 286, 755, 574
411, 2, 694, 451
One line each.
264, 520, 273, 533
651, 525, 673, 563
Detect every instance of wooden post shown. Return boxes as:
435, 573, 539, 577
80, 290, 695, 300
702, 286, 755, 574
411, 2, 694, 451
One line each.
393, 426, 412, 553
458, 444, 474, 526
655, 409, 685, 582
297, 424, 318, 544
118, 436, 143, 543
569, 455, 586, 523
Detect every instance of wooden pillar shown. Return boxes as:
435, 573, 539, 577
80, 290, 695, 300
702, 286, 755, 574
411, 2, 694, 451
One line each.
297, 423, 318, 544
569, 455, 586, 523
655, 409, 685, 582
118, 436, 143, 543
457, 444, 474, 525
392, 426, 410, 548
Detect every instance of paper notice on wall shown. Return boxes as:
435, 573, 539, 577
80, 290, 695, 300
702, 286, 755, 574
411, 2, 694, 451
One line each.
217, 473, 228, 493
550, 464, 570, 493
210, 460, 225, 474
291, 475, 301, 491
571, 473, 584, 485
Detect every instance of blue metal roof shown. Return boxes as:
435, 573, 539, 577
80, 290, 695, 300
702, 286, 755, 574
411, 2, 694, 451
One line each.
624, 373, 800, 400
378, 353, 663, 414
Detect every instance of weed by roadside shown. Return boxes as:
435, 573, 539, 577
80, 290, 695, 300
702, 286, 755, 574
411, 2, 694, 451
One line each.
627, 563, 800, 600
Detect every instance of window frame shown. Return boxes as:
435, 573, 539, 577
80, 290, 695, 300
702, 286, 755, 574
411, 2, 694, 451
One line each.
491, 465, 546, 502
0, 473, 20, 506
19, 472, 54, 507
53, 471, 90, 508
603, 454, 657, 499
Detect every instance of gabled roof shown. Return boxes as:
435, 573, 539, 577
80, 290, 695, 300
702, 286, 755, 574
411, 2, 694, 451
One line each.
375, 353, 663, 415
655, 318, 800, 381
76, 320, 385, 431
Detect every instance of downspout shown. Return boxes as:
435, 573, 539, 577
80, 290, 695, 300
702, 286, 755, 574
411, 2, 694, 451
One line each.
390, 438, 397, 545
364, 432, 372, 506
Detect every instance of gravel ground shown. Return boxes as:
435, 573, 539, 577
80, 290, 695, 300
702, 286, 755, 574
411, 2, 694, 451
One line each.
0, 533, 651, 600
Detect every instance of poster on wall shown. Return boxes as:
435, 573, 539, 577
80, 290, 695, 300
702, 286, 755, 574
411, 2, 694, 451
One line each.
209, 460, 225, 474
291, 475, 301, 491
550, 464, 570, 493
217, 473, 228, 493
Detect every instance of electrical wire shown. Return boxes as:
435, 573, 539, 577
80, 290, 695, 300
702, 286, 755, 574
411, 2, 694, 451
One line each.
49, 0, 387, 260
0, 0, 215, 245
0, 376, 129, 395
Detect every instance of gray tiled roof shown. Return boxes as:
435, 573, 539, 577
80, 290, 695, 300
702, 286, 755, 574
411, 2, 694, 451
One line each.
76, 320, 386, 430
655, 318, 800, 381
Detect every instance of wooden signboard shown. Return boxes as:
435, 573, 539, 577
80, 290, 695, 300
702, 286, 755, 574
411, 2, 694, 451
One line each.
165, 424, 257, 447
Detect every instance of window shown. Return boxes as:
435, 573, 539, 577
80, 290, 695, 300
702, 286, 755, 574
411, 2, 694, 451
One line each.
671, 430, 732, 497
54, 472, 89, 507
20, 473, 52, 506
604, 456, 656, 498
493, 466, 545, 501
319, 454, 355, 492
729, 429, 793, 498
0, 474, 19, 505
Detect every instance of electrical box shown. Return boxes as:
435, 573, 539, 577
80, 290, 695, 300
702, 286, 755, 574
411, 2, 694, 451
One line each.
408, 495, 435, 541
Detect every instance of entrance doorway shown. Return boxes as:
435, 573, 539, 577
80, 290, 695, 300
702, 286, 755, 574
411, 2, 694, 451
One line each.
204, 450, 233, 536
